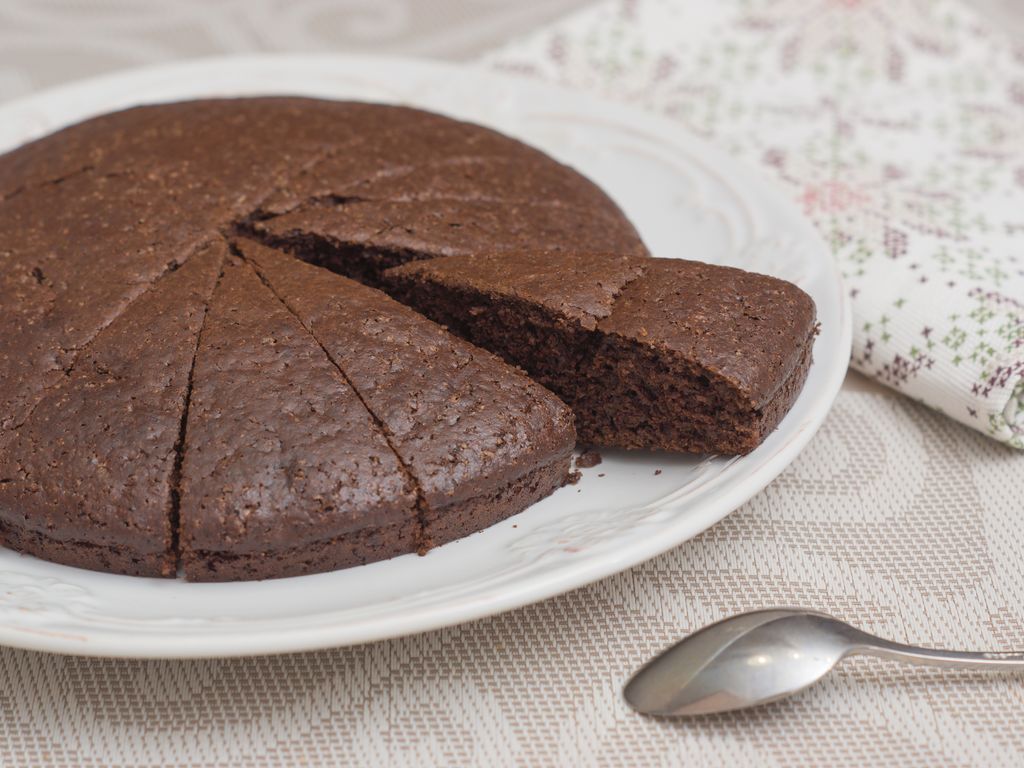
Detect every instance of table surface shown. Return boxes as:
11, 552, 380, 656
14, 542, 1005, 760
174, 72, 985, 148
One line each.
1, 2, 1023, 766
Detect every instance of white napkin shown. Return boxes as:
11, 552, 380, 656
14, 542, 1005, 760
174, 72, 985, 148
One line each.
484, 0, 1024, 448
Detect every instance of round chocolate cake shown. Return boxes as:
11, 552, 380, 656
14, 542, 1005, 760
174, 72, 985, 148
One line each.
0, 98, 816, 582
0, 98, 650, 581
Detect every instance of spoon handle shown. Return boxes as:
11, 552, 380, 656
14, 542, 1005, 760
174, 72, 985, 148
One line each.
856, 638, 1024, 670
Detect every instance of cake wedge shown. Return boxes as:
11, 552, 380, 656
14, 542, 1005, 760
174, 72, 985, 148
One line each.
384, 251, 817, 455
236, 239, 577, 550
178, 256, 420, 581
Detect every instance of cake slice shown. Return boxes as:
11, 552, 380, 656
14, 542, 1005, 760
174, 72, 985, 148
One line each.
178, 256, 419, 581
384, 251, 818, 455
237, 239, 576, 549
0, 239, 226, 577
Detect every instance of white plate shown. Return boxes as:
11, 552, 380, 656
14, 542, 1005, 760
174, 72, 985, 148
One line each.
0, 55, 850, 658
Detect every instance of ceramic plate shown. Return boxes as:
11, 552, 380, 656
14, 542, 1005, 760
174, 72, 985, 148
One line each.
0, 55, 850, 658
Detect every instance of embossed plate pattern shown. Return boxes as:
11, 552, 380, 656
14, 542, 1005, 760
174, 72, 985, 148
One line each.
0, 55, 850, 657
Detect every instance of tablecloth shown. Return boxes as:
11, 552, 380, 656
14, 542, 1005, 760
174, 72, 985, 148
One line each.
1, 1, 1024, 766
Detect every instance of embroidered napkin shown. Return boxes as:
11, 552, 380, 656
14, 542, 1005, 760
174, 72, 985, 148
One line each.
485, 0, 1024, 448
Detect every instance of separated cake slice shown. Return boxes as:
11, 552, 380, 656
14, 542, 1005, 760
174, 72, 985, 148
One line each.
237, 239, 576, 550
178, 256, 419, 581
0, 239, 226, 577
384, 251, 818, 455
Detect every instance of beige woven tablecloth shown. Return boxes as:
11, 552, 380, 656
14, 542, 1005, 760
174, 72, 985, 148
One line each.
2, 2, 1024, 766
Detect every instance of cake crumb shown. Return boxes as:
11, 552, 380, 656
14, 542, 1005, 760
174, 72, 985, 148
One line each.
654, 469, 662, 476
598, 473, 605, 478
576, 449, 602, 469
567, 470, 582, 485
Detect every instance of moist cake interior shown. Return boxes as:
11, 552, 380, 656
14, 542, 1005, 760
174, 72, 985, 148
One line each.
234, 218, 429, 289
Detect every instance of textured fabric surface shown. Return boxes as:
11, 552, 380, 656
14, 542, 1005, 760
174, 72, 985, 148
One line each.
2, 1, 1024, 766
487, 0, 1024, 448
1, 386, 1024, 767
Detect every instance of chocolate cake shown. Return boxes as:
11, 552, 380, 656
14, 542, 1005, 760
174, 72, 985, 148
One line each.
0, 97, 814, 581
384, 251, 817, 454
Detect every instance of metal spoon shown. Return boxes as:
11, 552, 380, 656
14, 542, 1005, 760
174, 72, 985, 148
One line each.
624, 608, 1024, 717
